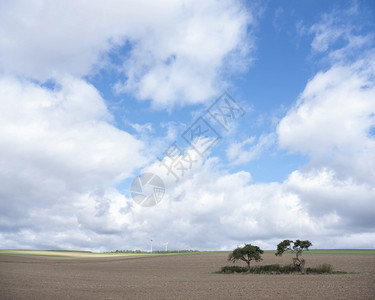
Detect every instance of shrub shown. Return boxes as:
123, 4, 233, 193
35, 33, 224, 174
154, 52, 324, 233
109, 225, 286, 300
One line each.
306, 264, 333, 274
218, 263, 343, 275
220, 266, 248, 273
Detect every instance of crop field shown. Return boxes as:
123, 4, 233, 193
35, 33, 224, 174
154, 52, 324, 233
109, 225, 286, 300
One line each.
0, 250, 374, 299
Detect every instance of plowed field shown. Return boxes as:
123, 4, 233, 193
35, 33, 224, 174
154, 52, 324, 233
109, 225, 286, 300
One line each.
1, 252, 374, 299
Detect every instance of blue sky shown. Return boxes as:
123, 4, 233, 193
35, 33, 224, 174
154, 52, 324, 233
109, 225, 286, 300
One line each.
0, 0, 375, 251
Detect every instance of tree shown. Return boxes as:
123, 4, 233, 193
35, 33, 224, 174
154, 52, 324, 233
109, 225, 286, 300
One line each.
275, 239, 312, 274
228, 244, 264, 272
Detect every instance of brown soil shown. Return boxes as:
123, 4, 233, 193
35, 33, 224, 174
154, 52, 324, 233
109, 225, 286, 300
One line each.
0, 253, 374, 299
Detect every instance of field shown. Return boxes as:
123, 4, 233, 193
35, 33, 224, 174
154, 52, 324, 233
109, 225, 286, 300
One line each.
1, 250, 374, 299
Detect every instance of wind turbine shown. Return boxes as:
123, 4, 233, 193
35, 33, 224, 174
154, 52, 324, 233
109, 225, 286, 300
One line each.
165, 242, 169, 252
150, 239, 153, 253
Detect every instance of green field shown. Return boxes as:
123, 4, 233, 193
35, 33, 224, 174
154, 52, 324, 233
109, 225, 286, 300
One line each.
261, 249, 375, 255
303, 249, 375, 255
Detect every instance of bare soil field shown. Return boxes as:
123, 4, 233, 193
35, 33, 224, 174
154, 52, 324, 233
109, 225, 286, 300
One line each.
0, 252, 374, 299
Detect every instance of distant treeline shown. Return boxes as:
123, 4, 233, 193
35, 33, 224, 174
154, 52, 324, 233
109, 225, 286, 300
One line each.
109, 250, 200, 254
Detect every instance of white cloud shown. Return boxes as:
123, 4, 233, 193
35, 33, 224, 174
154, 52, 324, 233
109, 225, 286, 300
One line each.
0, 76, 147, 238
279, 3, 375, 185
1, 135, 375, 251
0, 0, 255, 107
309, 13, 347, 53
226, 133, 275, 165
0, 0, 257, 250
307, 6, 373, 63
115, 0, 254, 107
129, 122, 154, 135
278, 53, 375, 184
33, 158, 375, 251
286, 169, 375, 230
274, 7, 375, 249
1, 2, 375, 252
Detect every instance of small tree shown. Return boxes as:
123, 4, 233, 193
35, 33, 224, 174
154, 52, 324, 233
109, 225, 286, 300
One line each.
275, 239, 312, 274
228, 244, 264, 272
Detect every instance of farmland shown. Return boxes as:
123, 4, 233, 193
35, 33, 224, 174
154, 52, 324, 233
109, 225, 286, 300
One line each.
0, 250, 374, 299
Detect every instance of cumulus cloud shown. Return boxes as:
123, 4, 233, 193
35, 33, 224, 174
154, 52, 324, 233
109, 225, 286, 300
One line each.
0, 76, 147, 239
0, 0, 257, 250
0, 0, 255, 107
275, 7, 375, 248
115, 1, 253, 107
17, 157, 373, 251
278, 52, 375, 184
1, 2, 375, 252
286, 169, 375, 233
31, 158, 310, 251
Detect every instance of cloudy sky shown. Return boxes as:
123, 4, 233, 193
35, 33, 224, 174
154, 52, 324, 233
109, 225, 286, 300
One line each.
1, 0, 375, 252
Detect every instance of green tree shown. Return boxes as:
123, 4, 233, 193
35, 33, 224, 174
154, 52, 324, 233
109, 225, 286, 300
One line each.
228, 244, 264, 272
275, 239, 312, 274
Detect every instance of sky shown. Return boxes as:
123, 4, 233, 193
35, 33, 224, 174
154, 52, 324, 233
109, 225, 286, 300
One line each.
0, 0, 375, 252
